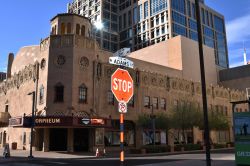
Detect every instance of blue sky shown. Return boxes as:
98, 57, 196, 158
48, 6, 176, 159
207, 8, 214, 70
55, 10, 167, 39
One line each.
0, 0, 250, 72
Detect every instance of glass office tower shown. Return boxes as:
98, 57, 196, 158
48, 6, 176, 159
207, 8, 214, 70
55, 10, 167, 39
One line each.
67, 0, 228, 68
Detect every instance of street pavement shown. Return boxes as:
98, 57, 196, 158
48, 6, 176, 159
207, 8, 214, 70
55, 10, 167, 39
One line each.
0, 149, 236, 166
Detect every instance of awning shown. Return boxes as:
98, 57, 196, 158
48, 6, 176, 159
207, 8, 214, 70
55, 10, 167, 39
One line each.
9, 116, 110, 128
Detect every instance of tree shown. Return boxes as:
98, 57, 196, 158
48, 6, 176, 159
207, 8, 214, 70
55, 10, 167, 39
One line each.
169, 102, 201, 144
198, 110, 230, 131
137, 113, 170, 130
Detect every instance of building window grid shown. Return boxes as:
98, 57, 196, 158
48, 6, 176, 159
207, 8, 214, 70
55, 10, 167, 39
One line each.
139, 4, 143, 21
172, 11, 186, 26
150, 0, 168, 16
144, 1, 148, 19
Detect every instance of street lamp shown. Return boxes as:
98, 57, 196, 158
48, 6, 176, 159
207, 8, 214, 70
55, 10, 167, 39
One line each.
194, 0, 211, 166
27, 91, 35, 158
149, 104, 156, 145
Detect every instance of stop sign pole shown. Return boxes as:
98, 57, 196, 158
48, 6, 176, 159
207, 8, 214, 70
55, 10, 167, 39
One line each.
110, 53, 134, 166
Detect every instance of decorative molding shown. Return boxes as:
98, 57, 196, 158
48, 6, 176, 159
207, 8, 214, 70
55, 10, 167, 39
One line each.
79, 56, 89, 70
0, 64, 37, 95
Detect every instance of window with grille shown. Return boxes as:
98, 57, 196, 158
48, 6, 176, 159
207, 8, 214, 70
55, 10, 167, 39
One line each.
79, 84, 87, 103
153, 97, 158, 109
144, 96, 150, 108
160, 98, 166, 110
108, 91, 114, 105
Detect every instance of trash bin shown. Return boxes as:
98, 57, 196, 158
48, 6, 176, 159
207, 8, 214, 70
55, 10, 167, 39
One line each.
11, 142, 17, 150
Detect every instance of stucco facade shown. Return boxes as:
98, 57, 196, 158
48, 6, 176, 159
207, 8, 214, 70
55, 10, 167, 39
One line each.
0, 13, 246, 153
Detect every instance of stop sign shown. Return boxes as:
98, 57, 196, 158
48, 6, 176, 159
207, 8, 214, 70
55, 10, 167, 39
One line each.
111, 68, 134, 103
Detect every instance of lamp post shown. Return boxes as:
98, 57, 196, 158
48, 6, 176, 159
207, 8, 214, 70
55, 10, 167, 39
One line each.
149, 104, 156, 145
194, 0, 211, 166
28, 91, 35, 158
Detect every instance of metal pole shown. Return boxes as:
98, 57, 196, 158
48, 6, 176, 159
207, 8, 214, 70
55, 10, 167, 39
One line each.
120, 113, 124, 166
194, 0, 211, 166
28, 91, 35, 158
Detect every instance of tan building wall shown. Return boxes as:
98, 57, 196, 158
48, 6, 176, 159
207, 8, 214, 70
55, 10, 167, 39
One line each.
129, 35, 217, 85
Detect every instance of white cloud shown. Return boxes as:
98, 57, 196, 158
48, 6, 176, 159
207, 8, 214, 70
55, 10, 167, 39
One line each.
229, 61, 244, 68
226, 13, 250, 44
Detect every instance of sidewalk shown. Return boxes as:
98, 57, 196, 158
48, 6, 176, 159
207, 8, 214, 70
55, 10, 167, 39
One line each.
0, 148, 234, 159
0, 148, 96, 159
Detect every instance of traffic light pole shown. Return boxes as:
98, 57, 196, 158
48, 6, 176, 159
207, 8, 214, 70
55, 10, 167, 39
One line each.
195, 0, 211, 166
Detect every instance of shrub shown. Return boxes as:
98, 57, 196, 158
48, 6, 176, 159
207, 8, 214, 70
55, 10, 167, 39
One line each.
129, 148, 142, 154
174, 144, 183, 151
183, 144, 202, 151
174, 144, 202, 151
213, 143, 227, 149
142, 145, 171, 153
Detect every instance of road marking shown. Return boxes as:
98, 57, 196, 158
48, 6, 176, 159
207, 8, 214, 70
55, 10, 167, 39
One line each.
49, 161, 67, 165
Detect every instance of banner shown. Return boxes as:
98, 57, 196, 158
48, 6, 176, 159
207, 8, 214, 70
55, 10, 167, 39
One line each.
234, 112, 250, 165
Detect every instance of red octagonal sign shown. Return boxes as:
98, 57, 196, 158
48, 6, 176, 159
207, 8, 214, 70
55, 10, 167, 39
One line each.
111, 68, 134, 103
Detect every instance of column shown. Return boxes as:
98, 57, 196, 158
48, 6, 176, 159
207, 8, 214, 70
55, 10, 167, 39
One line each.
43, 128, 49, 152
67, 128, 74, 152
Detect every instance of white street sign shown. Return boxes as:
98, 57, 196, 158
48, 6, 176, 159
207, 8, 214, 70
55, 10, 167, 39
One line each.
119, 101, 127, 113
113, 48, 130, 57
109, 57, 134, 69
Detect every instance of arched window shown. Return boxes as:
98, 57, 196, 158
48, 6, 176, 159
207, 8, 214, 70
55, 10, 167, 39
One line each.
67, 23, 71, 34
79, 84, 87, 103
51, 27, 55, 35
39, 85, 45, 104
76, 24, 80, 35
55, 25, 57, 34
61, 23, 65, 35
81, 25, 85, 36
55, 83, 64, 102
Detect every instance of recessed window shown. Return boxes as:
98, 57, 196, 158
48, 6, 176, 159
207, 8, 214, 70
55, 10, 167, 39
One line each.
5, 105, 8, 113
41, 59, 46, 70
67, 23, 71, 34
39, 85, 45, 104
61, 23, 65, 35
79, 84, 87, 103
54, 83, 64, 102
144, 96, 150, 108
107, 91, 114, 105
76, 24, 80, 35
23, 132, 26, 145
81, 25, 85, 36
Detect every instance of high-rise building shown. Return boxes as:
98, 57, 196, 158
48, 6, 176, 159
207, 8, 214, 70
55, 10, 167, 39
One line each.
67, 0, 228, 68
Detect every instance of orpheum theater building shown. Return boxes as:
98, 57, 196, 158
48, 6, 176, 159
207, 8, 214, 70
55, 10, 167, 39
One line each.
0, 13, 247, 153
